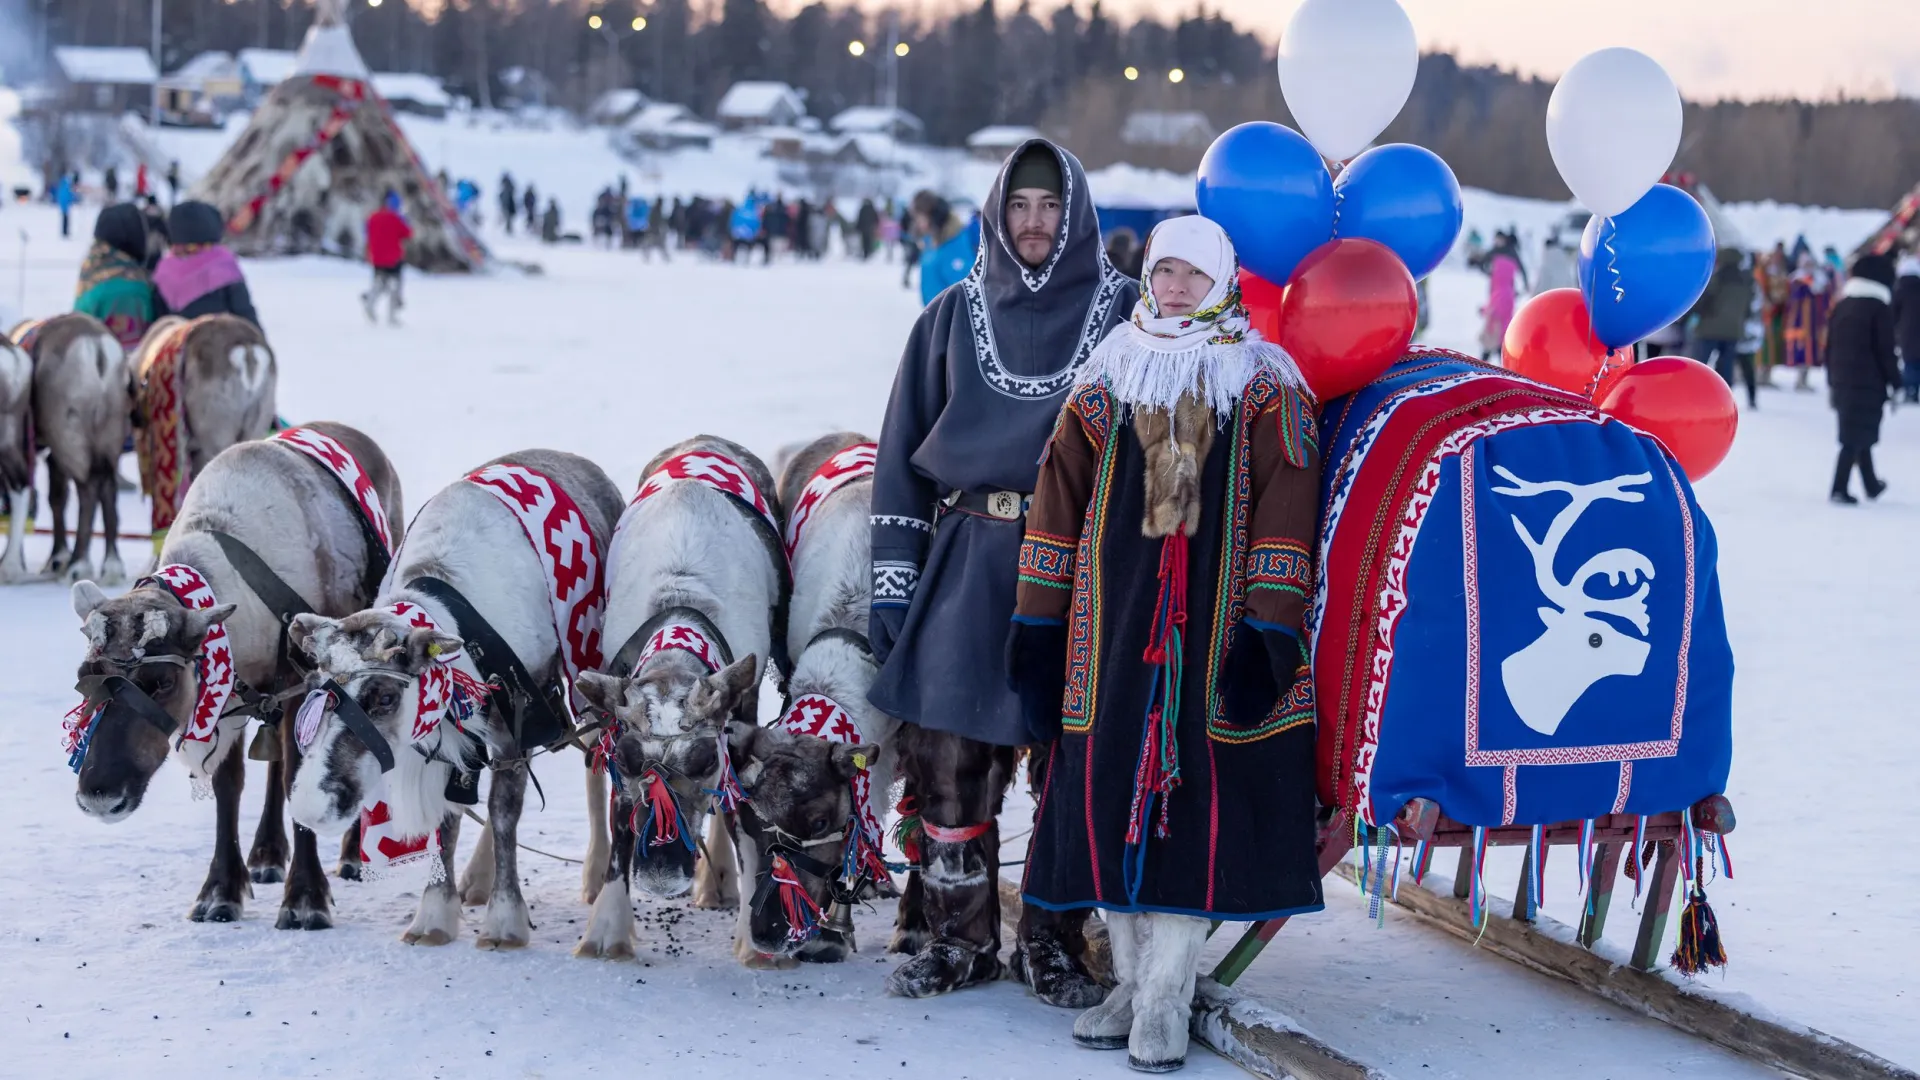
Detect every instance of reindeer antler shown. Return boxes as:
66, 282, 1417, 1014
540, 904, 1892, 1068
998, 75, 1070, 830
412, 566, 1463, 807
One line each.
1493, 468, 1656, 629
1564, 549, 1655, 635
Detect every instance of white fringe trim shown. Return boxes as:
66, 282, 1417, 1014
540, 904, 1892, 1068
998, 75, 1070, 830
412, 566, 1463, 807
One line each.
1075, 330, 1309, 421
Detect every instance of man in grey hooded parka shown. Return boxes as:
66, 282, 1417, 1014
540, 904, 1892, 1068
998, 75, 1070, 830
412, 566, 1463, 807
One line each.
868, 140, 1135, 1002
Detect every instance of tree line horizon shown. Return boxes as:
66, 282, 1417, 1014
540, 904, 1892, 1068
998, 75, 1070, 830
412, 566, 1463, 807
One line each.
27, 0, 1920, 210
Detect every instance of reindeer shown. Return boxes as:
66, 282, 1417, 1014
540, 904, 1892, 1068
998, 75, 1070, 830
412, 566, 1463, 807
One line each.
569, 435, 786, 965
132, 315, 276, 564
719, 431, 900, 965
67, 423, 400, 927
1490, 466, 1657, 736
28, 314, 133, 583
0, 336, 30, 583
288, 451, 622, 950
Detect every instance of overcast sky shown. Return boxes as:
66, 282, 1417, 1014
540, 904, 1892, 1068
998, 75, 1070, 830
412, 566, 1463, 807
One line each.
1100, 0, 1919, 102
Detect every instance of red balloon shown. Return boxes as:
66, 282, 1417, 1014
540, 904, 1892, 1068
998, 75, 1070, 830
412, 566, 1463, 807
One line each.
1502, 288, 1610, 395
1274, 239, 1417, 400
1239, 268, 1286, 344
1597, 356, 1739, 481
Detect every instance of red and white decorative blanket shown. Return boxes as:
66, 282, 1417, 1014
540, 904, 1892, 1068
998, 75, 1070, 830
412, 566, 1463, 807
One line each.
634, 619, 725, 675
778, 693, 882, 854
134, 318, 197, 538
272, 427, 393, 552
464, 463, 607, 719
629, 450, 781, 539
783, 443, 875, 559
63, 564, 236, 778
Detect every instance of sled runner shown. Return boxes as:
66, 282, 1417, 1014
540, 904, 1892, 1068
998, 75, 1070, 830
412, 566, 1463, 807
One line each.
1212, 349, 1738, 986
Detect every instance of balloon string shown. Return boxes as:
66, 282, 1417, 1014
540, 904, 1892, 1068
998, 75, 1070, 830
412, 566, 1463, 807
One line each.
1604, 217, 1625, 304
1331, 181, 1344, 238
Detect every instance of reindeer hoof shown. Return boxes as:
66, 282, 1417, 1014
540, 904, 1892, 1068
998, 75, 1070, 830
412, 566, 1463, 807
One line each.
337, 861, 362, 882
888, 928, 929, 956
275, 906, 333, 931
191, 899, 243, 923
403, 928, 455, 946
573, 937, 632, 960
249, 865, 285, 884
476, 934, 528, 951
63, 559, 95, 584
459, 884, 489, 907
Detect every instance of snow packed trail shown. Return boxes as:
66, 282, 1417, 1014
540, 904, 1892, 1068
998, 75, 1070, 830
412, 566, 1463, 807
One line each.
2, 203, 1914, 1078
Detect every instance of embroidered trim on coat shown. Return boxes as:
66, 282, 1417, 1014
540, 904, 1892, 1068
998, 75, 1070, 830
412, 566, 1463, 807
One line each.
872, 561, 920, 607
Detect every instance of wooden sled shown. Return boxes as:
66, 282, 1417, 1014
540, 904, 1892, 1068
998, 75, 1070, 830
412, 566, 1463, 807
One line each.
1208, 794, 1735, 986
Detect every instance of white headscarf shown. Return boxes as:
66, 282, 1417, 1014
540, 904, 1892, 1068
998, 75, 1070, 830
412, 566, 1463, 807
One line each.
1075, 214, 1307, 417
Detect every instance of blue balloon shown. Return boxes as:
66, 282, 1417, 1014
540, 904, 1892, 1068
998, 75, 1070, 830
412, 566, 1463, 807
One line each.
1195, 122, 1334, 285
1577, 184, 1716, 350
1332, 144, 1463, 280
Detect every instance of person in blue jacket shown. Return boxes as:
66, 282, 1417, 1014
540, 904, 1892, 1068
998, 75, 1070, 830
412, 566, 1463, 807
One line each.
55, 172, 77, 238
911, 190, 978, 306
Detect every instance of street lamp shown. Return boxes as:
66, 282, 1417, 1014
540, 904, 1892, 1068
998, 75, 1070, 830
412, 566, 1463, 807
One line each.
894, 42, 908, 57
1168, 67, 1185, 84
848, 40, 866, 57
589, 11, 648, 94
1123, 65, 1139, 81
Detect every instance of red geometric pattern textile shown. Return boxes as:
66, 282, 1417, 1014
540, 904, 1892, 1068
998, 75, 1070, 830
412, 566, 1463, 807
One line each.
464, 464, 606, 720
271, 426, 393, 552
134, 318, 197, 533
784, 443, 875, 558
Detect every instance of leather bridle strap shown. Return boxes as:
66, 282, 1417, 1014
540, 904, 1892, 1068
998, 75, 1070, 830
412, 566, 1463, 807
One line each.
408, 575, 572, 755
208, 530, 320, 718
609, 604, 735, 678
316, 677, 397, 773
75, 673, 183, 738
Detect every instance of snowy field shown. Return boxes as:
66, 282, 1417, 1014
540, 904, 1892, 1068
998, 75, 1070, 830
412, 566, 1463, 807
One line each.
1, 199, 1915, 1079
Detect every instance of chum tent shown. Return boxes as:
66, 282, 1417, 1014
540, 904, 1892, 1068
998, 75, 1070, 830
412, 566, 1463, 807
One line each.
191, 0, 486, 272
1855, 182, 1919, 259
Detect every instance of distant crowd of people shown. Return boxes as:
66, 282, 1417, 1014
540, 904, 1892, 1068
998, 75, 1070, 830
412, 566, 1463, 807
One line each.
480, 171, 965, 274
1472, 224, 1920, 507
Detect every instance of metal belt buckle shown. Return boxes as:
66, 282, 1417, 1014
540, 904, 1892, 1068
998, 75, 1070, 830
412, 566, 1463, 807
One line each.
986, 491, 1023, 520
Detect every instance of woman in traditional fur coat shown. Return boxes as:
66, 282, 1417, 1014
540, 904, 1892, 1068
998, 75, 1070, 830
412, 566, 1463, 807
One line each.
1008, 215, 1324, 1072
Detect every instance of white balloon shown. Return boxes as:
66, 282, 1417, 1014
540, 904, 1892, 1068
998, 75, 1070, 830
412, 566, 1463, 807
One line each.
1276, 0, 1418, 163
1546, 48, 1683, 219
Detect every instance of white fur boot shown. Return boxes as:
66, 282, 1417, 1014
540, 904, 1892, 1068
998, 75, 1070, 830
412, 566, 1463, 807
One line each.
1074, 911, 1142, 1050
1126, 913, 1208, 1073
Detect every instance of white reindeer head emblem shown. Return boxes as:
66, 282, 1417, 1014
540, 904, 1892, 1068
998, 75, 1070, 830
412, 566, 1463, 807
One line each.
1491, 467, 1656, 736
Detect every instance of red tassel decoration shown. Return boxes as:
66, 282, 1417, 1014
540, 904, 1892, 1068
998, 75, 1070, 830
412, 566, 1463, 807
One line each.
771, 853, 823, 942
892, 794, 924, 865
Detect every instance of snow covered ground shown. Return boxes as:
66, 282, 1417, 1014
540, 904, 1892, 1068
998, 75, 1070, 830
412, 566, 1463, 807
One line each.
2, 200, 1915, 1078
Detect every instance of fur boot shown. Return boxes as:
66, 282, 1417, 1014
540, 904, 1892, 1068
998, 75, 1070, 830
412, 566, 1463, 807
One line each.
1074, 911, 1142, 1049
1126, 913, 1208, 1073
1135, 394, 1215, 539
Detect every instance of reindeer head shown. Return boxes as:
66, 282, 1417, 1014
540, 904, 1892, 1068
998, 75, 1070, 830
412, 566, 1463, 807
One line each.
284, 609, 464, 837
723, 720, 876, 961
69, 580, 234, 821
1490, 467, 1657, 737
574, 653, 759, 897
